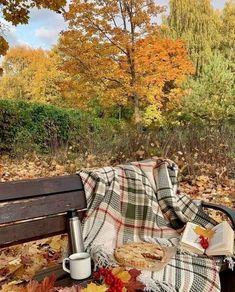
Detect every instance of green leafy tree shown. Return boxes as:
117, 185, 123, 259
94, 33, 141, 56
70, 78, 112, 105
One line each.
180, 54, 235, 124
166, 0, 221, 75
220, 0, 235, 72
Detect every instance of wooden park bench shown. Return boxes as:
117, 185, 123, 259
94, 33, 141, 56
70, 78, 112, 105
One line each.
0, 174, 235, 291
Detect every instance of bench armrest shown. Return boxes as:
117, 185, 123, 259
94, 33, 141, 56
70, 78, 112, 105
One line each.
201, 201, 235, 230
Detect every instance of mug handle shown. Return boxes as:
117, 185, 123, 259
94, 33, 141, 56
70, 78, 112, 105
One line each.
62, 258, 70, 274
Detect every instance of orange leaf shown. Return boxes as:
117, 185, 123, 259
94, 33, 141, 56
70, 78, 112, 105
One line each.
124, 269, 145, 292
194, 226, 215, 239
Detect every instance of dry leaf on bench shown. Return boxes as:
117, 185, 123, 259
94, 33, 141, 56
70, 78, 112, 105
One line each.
81, 283, 107, 292
124, 269, 145, 292
57, 285, 82, 292
112, 267, 131, 283
194, 226, 215, 239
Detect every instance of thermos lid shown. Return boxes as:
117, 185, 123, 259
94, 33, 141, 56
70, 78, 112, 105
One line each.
67, 209, 78, 218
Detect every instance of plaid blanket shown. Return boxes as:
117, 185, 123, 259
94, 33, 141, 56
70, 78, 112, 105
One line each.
79, 158, 221, 292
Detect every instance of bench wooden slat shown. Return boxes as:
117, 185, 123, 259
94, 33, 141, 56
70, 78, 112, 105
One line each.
0, 210, 86, 248
0, 213, 83, 247
0, 175, 83, 202
0, 214, 66, 247
0, 190, 86, 224
34, 265, 68, 283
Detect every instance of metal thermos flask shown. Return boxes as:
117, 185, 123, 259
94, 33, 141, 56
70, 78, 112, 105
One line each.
67, 209, 84, 254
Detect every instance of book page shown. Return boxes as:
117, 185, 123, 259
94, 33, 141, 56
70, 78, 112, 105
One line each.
207, 223, 225, 250
181, 222, 204, 253
207, 221, 234, 256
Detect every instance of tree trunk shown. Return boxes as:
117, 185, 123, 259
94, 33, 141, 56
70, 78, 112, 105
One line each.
133, 93, 143, 131
118, 106, 122, 120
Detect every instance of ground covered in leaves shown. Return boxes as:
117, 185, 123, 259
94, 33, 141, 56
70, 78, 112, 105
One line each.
0, 155, 234, 291
1, 154, 234, 206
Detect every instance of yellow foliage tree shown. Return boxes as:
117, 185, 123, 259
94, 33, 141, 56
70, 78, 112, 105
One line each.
0, 46, 63, 103
57, 0, 194, 124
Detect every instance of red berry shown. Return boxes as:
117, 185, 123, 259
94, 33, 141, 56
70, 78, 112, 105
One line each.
106, 274, 115, 285
93, 271, 100, 279
199, 236, 209, 249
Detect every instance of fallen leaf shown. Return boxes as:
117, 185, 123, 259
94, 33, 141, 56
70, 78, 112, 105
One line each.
0, 267, 9, 276
128, 269, 141, 279
124, 269, 145, 292
1, 283, 23, 292
194, 226, 215, 239
49, 237, 62, 252
57, 285, 82, 292
81, 283, 107, 292
21, 274, 56, 292
112, 267, 131, 283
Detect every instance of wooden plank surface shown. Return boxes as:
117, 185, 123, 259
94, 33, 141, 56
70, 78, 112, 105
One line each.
0, 210, 86, 247
0, 190, 87, 224
34, 265, 68, 282
0, 214, 67, 247
0, 175, 84, 201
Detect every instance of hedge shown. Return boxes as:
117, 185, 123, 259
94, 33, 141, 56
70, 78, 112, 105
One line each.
0, 100, 122, 155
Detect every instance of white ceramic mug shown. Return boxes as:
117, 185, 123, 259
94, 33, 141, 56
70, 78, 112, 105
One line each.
62, 252, 91, 280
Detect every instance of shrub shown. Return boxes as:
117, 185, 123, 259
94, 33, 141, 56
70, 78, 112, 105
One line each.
0, 100, 121, 154
0, 100, 82, 153
0, 99, 234, 178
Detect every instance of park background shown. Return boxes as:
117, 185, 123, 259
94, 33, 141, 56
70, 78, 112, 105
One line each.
0, 1, 234, 289
0, 0, 234, 191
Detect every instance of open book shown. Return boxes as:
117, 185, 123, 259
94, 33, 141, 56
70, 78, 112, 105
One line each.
180, 221, 234, 256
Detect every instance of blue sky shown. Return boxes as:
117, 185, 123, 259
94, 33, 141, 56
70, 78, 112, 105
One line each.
2, 0, 227, 50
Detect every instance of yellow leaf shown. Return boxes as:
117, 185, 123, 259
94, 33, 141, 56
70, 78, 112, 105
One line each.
112, 267, 131, 283
81, 283, 107, 292
49, 236, 62, 251
194, 226, 215, 239
0, 282, 23, 292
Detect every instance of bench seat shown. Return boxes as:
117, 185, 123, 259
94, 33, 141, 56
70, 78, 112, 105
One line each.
0, 174, 235, 291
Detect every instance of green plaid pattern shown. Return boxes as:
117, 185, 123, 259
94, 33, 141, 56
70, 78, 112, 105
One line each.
79, 158, 220, 292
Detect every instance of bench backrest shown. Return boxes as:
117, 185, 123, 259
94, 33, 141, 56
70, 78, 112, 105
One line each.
0, 175, 87, 248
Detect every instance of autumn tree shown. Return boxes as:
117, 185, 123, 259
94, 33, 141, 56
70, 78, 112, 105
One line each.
57, 0, 194, 125
166, 0, 221, 75
219, 0, 235, 72
0, 0, 66, 56
0, 46, 63, 103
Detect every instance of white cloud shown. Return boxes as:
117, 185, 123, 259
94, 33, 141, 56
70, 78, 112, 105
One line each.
0, 7, 68, 49
34, 26, 60, 47
0, 19, 30, 47
35, 27, 54, 39
31, 8, 68, 48
6, 31, 30, 47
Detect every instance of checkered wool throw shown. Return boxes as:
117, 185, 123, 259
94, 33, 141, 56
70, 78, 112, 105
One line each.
79, 158, 221, 292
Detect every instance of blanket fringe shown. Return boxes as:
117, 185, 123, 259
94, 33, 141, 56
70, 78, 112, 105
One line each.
223, 256, 235, 270
138, 273, 177, 292
89, 244, 117, 270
